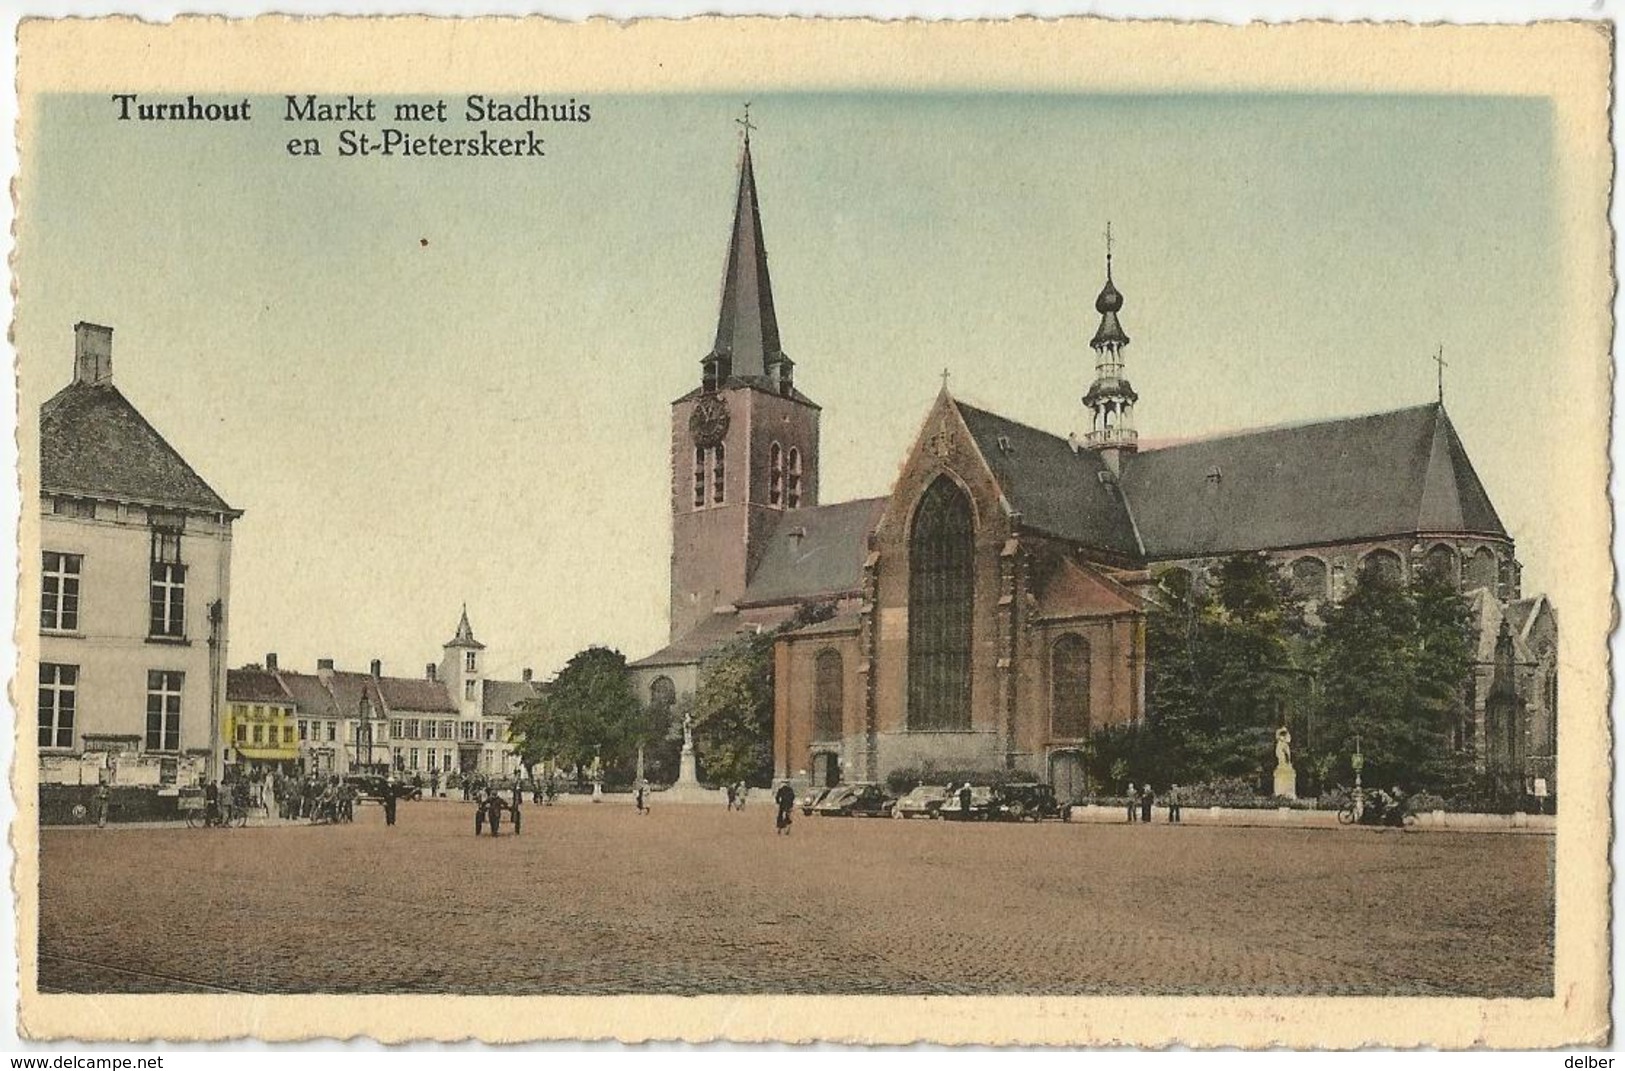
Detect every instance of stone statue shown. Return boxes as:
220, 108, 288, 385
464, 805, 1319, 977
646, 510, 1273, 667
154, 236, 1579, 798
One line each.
1275, 726, 1293, 768
682, 712, 695, 751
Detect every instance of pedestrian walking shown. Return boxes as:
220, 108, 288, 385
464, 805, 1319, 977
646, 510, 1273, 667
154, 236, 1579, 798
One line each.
1140, 782, 1154, 824
635, 783, 649, 815
475, 791, 486, 835
958, 782, 973, 821
736, 782, 748, 810
1126, 782, 1137, 823
510, 796, 522, 835
774, 781, 796, 835
1167, 783, 1182, 824
726, 782, 738, 811
486, 792, 504, 837
93, 780, 110, 828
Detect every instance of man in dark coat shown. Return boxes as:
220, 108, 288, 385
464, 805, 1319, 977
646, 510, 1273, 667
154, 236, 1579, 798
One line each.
475, 789, 486, 835
774, 781, 796, 835
958, 782, 973, 821
383, 787, 398, 827
486, 790, 503, 836
1140, 783, 1155, 824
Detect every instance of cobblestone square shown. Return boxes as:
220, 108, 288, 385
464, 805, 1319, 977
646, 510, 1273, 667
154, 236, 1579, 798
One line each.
38, 801, 1553, 997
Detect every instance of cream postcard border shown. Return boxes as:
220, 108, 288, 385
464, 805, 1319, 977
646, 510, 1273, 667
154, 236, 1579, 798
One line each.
11, 16, 1613, 1047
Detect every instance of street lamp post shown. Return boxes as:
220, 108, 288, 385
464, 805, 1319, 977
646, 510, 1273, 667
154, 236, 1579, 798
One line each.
1351, 735, 1365, 820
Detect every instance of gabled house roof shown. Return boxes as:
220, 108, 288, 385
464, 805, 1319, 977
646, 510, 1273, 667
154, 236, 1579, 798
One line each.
41, 382, 237, 515
375, 675, 459, 715
483, 679, 544, 718
277, 672, 341, 719
226, 668, 294, 705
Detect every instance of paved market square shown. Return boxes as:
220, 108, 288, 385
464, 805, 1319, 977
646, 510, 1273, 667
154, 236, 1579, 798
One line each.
38, 801, 1553, 997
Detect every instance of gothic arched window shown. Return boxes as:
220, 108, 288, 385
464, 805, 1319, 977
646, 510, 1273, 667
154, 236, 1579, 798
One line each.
907, 476, 974, 731
1361, 548, 1404, 586
1050, 633, 1091, 739
813, 649, 843, 740
787, 447, 803, 508
712, 443, 726, 504
692, 446, 706, 508
649, 675, 676, 713
1423, 544, 1458, 585
769, 442, 784, 506
1464, 546, 1498, 592
1288, 556, 1328, 601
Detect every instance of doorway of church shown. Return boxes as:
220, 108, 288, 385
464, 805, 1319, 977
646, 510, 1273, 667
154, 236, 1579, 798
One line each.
1049, 750, 1087, 804
812, 751, 841, 788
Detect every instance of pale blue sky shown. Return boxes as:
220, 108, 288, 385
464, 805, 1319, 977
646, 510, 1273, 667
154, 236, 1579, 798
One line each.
18, 90, 1557, 680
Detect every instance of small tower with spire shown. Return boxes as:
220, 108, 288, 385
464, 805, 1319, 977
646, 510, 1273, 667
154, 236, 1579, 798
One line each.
1082, 224, 1140, 474
441, 604, 487, 719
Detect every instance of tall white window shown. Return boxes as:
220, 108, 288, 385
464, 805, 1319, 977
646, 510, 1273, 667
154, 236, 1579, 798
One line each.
465, 680, 476, 700
38, 663, 77, 749
465, 651, 477, 673
787, 447, 803, 508
146, 670, 183, 751
769, 442, 784, 506
425, 720, 438, 741
41, 552, 82, 631
149, 528, 186, 638
409, 748, 420, 770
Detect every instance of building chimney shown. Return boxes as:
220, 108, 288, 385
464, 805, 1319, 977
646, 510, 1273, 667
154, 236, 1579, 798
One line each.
316, 658, 335, 683
265, 652, 278, 672
370, 659, 382, 678
426, 663, 438, 682
522, 667, 533, 683
73, 322, 114, 386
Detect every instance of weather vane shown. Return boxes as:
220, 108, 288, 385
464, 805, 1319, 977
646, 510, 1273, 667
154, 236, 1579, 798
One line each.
1432, 344, 1448, 404
736, 102, 756, 144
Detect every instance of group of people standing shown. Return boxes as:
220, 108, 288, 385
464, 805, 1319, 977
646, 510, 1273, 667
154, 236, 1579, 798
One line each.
724, 781, 750, 810
1124, 781, 1183, 824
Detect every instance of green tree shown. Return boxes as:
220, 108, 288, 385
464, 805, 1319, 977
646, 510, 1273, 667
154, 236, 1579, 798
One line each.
1314, 562, 1472, 792
690, 629, 776, 786
509, 646, 645, 776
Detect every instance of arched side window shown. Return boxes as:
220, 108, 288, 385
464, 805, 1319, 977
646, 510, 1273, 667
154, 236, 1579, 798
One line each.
907, 476, 974, 731
1361, 548, 1405, 586
1464, 546, 1498, 592
1288, 556, 1328, 601
1423, 544, 1458, 585
712, 442, 726, 504
813, 649, 843, 740
769, 442, 784, 506
649, 675, 676, 713
692, 446, 706, 508
1050, 633, 1091, 739
787, 447, 803, 508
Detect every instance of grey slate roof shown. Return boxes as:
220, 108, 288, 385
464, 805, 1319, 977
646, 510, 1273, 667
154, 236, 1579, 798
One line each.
1121, 403, 1507, 559
630, 613, 761, 669
41, 382, 237, 515
739, 497, 887, 606
483, 678, 543, 717
953, 401, 1143, 558
375, 674, 458, 714
277, 672, 341, 719
227, 668, 293, 705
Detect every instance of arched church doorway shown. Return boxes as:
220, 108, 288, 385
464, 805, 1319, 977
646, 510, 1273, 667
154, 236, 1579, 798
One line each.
1050, 749, 1087, 804
811, 750, 840, 788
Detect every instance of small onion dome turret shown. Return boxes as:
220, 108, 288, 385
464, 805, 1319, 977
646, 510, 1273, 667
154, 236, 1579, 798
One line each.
1095, 274, 1124, 314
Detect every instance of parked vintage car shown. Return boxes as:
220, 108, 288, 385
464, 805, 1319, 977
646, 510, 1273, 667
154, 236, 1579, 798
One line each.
817, 783, 895, 818
894, 783, 951, 819
798, 786, 837, 815
937, 784, 995, 820
991, 782, 1062, 821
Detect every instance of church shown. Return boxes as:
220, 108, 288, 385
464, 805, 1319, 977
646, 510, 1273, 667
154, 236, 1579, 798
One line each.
630, 131, 1558, 801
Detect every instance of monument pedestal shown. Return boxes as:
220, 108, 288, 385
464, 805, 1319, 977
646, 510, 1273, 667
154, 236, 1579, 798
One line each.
663, 746, 715, 803
1273, 764, 1297, 799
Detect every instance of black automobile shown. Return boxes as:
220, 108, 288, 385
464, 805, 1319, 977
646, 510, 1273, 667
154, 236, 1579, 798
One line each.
816, 783, 895, 818
799, 786, 837, 816
991, 782, 1062, 821
346, 775, 422, 801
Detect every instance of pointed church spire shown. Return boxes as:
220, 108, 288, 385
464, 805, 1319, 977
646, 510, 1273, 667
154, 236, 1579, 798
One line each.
1082, 224, 1139, 472
705, 108, 786, 389
446, 603, 485, 650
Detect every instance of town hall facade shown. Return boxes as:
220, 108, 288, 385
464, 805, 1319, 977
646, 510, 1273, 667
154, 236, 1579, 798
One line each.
632, 131, 1558, 801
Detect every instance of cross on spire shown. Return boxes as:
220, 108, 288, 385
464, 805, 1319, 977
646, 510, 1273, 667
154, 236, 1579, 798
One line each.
1104, 221, 1114, 278
736, 102, 756, 146
940, 367, 951, 391
1432, 344, 1449, 405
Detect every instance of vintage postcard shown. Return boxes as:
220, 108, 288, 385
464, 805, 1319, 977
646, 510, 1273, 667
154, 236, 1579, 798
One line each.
10, 16, 1613, 1048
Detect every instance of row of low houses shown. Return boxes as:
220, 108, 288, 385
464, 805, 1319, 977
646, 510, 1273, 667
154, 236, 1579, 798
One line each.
36, 321, 533, 796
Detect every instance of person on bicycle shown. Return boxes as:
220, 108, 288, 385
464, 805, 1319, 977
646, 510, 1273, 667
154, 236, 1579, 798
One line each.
204, 779, 221, 827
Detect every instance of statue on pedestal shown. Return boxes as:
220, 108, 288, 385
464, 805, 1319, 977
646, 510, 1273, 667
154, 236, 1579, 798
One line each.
1272, 725, 1297, 800
682, 712, 695, 752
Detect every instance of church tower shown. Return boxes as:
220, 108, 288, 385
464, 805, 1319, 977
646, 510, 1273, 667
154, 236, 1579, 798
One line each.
668, 117, 822, 642
1082, 226, 1139, 474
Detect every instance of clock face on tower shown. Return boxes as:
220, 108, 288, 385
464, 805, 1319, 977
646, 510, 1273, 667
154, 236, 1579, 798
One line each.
689, 396, 731, 448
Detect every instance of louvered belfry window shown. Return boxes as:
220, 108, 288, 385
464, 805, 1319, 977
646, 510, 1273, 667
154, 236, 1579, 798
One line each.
907, 476, 974, 731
